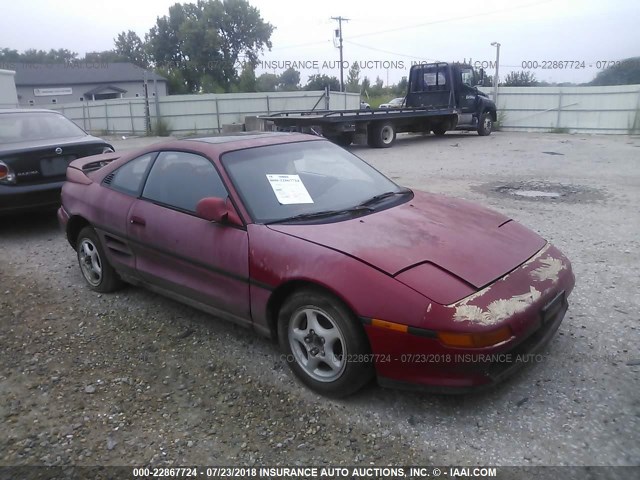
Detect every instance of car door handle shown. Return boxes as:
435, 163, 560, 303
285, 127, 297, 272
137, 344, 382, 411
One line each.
130, 215, 146, 226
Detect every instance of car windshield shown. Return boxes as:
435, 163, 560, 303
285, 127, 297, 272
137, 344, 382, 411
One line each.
0, 112, 87, 143
221, 140, 409, 224
390, 98, 403, 105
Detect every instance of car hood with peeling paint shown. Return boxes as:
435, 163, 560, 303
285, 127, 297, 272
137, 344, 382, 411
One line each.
268, 191, 547, 298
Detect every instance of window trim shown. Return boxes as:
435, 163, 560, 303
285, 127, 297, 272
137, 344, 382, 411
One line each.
103, 151, 158, 196
102, 148, 247, 227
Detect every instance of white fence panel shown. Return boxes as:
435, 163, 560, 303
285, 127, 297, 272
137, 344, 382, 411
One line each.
46, 91, 360, 135
46, 86, 640, 136
482, 85, 640, 134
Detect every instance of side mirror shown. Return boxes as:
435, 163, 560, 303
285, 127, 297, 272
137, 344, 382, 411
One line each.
196, 197, 242, 226
476, 68, 485, 86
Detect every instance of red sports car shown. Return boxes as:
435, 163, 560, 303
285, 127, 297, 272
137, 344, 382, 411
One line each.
58, 133, 574, 397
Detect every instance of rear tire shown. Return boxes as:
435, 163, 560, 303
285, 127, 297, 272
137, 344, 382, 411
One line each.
278, 288, 374, 397
432, 124, 447, 136
368, 122, 396, 148
477, 112, 493, 136
326, 132, 354, 147
76, 227, 123, 293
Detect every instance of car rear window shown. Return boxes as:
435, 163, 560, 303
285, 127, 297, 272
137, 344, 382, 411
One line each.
0, 112, 86, 143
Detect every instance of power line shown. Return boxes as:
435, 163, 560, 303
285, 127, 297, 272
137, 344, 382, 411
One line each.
344, 40, 525, 69
343, 40, 439, 61
269, 1, 552, 54
349, 0, 553, 39
276, 39, 332, 50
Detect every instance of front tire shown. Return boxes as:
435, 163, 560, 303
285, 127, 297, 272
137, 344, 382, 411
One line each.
278, 289, 374, 397
477, 112, 493, 136
76, 227, 123, 293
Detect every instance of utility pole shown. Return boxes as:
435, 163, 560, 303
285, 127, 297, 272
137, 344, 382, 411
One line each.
491, 42, 501, 107
331, 16, 349, 92
143, 69, 151, 135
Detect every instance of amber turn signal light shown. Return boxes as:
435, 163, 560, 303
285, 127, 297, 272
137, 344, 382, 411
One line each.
437, 325, 513, 348
371, 318, 409, 333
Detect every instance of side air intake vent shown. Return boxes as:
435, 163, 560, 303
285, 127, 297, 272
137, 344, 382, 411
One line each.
103, 173, 115, 185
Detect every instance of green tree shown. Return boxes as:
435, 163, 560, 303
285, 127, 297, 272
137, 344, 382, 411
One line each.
589, 57, 640, 85
83, 50, 128, 63
361, 76, 371, 95
346, 61, 360, 93
278, 67, 300, 91
13, 48, 79, 63
256, 73, 278, 92
237, 62, 257, 92
502, 71, 538, 86
114, 30, 149, 68
155, 66, 189, 95
0, 48, 21, 64
304, 74, 340, 91
394, 76, 408, 96
146, 0, 273, 93
369, 76, 385, 97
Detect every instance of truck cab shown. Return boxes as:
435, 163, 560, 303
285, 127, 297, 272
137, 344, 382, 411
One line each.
406, 62, 496, 135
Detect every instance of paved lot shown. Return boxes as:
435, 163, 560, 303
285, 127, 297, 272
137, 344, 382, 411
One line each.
1, 131, 638, 468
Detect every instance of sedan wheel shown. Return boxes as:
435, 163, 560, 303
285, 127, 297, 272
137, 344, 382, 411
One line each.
79, 238, 102, 287
278, 289, 374, 397
76, 227, 123, 293
288, 307, 347, 382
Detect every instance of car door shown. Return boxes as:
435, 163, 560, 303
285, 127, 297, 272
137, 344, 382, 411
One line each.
457, 67, 479, 125
127, 150, 250, 323
94, 152, 157, 278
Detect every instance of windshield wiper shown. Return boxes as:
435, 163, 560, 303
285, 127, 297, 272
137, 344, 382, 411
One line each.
266, 205, 373, 225
357, 188, 412, 208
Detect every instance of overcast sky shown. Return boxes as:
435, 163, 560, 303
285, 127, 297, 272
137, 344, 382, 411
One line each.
1, 0, 638, 85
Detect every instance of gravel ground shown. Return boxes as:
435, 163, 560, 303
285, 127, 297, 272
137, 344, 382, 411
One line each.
1, 131, 638, 468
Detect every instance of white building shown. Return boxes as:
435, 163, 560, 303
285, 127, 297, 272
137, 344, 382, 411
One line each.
0, 69, 18, 108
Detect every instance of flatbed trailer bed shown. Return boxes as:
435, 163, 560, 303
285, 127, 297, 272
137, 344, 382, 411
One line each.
259, 62, 497, 148
261, 106, 460, 148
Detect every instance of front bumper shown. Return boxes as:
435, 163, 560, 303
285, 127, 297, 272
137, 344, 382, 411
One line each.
0, 181, 64, 215
377, 295, 568, 393
365, 243, 575, 392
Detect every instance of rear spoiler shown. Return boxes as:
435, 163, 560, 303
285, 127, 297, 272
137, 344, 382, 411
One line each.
66, 152, 120, 185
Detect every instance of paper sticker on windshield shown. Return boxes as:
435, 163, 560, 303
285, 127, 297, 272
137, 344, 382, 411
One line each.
266, 174, 314, 205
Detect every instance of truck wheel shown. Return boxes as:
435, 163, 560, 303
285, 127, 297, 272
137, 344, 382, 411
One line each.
477, 112, 493, 136
432, 125, 447, 136
326, 132, 354, 147
368, 122, 396, 148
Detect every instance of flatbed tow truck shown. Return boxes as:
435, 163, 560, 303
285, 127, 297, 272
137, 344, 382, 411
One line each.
261, 62, 497, 148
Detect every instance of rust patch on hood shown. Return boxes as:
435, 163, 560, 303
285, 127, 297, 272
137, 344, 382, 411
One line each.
531, 256, 566, 282
453, 286, 542, 326
451, 244, 557, 326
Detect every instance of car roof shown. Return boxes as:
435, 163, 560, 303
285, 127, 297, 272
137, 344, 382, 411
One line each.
144, 132, 324, 157
184, 132, 294, 145
0, 108, 62, 114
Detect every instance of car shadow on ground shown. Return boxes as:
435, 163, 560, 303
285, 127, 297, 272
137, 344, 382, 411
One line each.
0, 210, 60, 237
122, 281, 526, 410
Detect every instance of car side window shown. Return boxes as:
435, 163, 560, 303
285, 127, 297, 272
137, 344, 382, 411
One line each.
142, 151, 227, 213
108, 153, 155, 196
